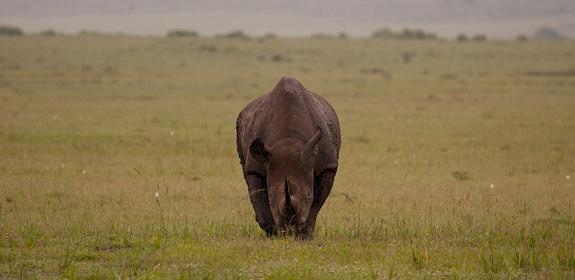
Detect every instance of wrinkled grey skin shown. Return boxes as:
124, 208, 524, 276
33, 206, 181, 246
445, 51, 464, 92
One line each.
236, 77, 341, 239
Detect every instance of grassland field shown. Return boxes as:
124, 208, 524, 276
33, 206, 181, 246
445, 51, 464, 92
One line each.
0, 35, 574, 279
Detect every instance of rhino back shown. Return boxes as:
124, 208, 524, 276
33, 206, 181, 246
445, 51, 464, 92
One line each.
236, 77, 340, 172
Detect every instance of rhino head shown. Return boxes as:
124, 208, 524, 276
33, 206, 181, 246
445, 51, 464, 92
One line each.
250, 127, 322, 235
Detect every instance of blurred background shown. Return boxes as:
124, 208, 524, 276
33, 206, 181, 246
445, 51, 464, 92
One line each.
2, 0, 575, 39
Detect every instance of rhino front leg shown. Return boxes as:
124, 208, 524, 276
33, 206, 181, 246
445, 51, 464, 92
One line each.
297, 170, 336, 239
245, 174, 276, 236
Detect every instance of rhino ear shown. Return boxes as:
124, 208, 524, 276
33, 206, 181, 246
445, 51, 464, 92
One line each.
250, 138, 270, 162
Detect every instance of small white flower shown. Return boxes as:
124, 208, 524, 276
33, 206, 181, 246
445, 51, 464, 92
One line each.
81, 170, 86, 174
169, 131, 175, 136
490, 184, 495, 189
154, 192, 159, 199
567, 175, 570, 180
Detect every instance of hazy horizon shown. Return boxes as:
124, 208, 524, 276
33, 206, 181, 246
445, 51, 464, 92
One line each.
2, 0, 575, 38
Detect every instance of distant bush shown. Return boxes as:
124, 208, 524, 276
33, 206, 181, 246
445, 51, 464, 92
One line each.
262, 33, 277, 39
456, 34, 468, 42
166, 29, 199, 37
271, 54, 290, 62
472, 34, 487, 41
39, 29, 57, 36
338, 32, 348, 39
257, 33, 278, 43
533, 27, 564, 41
0, 24, 23, 36
372, 28, 395, 39
78, 30, 104, 36
310, 33, 333, 39
372, 28, 437, 40
219, 30, 250, 40
77, 30, 126, 36
399, 28, 437, 40
516, 34, 528, 42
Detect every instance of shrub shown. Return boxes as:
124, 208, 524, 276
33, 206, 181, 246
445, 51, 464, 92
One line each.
39, 29, 57, 36
310, 33, 333, 39
472, 34, 487, 41
262, 33, 277, 39
0, 24, 23, 36
219, 30, 250, 40
516, 34, 528, 42
372, 28, 395, 39
166, 29, 199, 38
533, 26, 564, 40
78, 30, 103, 36
399, 28, 437, 40
372, 28, 437, 40
456, 34, 468, 42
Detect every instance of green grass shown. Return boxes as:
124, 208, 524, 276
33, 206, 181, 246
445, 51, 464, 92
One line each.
1, 35, 574, 278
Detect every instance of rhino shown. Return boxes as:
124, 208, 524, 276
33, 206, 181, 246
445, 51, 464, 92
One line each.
236, 77, 341, 238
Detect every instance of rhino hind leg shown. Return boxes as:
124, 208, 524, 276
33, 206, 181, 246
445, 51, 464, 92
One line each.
245, 175, 276, 236
297, 170, 336, 239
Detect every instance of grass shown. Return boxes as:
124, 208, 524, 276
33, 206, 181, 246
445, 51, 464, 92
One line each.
0, 34, 574, 278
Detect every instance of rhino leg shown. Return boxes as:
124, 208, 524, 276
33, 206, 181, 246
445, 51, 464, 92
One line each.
246, 175, 276, 236
297, 170, 336, 239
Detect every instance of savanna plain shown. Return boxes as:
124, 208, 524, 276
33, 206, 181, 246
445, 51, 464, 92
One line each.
0, 35, 574, 279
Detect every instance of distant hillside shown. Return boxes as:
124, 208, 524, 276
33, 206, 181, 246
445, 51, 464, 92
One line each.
1, 0, 574, 38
